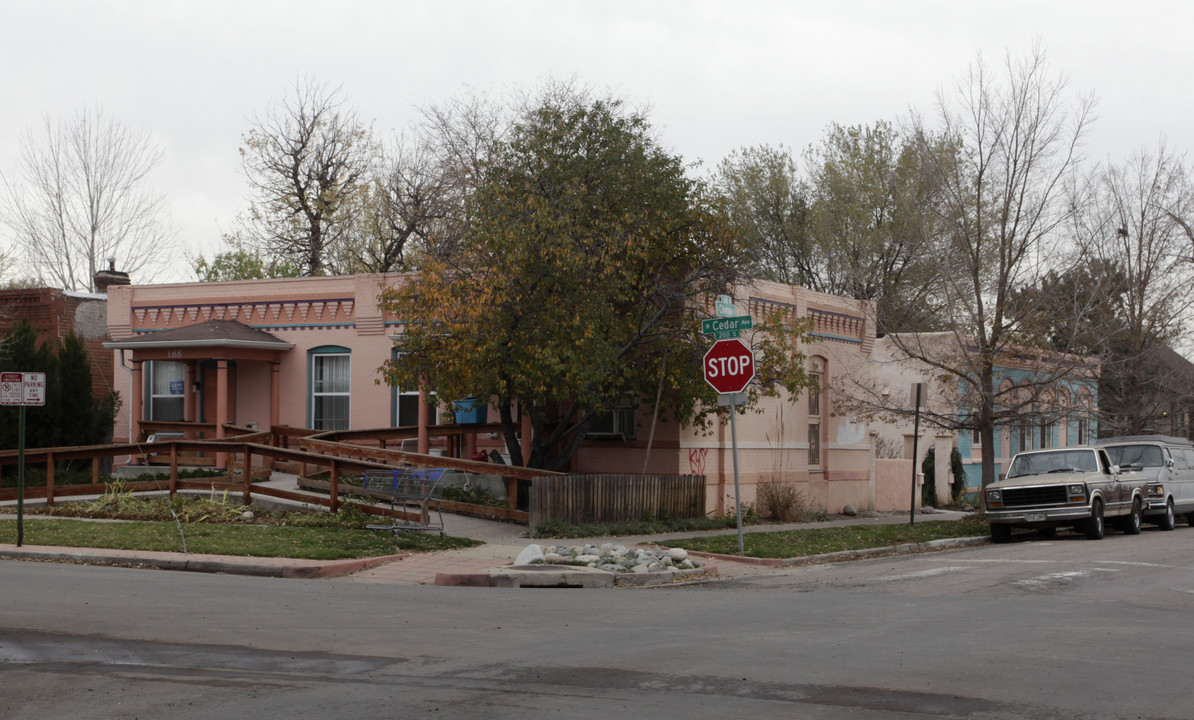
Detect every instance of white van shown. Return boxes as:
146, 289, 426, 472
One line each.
1097, 435, 1194, 530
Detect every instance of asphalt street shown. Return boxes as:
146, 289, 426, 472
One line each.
2, 519, 1192, 719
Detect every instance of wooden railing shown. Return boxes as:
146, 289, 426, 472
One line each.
0, 427, 705, 531
0, 425, 536, 524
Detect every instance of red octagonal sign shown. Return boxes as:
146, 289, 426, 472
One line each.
703, 338, 755, 394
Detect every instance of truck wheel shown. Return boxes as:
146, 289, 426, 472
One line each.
1158, 499, 1176, 531
1084, 499, 1105, 540
1186, 511, 1194, 528
1122, 498, 1142, 535
990, 524, 1012, 543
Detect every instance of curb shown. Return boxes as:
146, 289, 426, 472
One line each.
0, 535, 990, 585
687, 535, 991, 569
0, 547, 407, 579
434, 564, 711, 588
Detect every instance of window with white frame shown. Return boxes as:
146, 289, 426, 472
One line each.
147, 361, 185, 422
310, 350, 350, 431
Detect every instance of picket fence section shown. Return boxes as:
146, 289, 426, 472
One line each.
529, 473, 706, 534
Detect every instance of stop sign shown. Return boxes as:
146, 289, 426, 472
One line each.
703, 338, 755, 394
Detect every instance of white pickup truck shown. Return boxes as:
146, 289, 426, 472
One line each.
984, 447, 1149, 542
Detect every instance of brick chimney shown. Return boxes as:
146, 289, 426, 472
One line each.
93, 258, 130, 294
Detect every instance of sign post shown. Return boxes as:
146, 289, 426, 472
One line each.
702, 298, 757, 551
910, 382, 923, 527
2, 372, 47, 547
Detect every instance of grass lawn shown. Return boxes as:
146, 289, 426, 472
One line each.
0, 517, 480, 560
674, 516, 990, 559
3, 487, 987, 562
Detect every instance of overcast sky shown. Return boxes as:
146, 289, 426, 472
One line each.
3, 0, 1192, 283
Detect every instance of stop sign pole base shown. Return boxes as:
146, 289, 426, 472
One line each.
728, 393, 744, 553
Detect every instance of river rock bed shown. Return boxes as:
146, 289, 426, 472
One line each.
514, 543, 700, 574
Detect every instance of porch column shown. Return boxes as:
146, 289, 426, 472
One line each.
417, 384, 430, 455
216, 360, 230, 468
130, 359, 144, 446
184, 361, 197, 425
521, 410, 533, 467
464, 429, 477, 460
270, 362, 281, 431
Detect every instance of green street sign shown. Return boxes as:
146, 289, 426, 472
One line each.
702, 315, 753, 339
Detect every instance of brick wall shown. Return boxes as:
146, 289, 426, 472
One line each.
0, 288, 115, 399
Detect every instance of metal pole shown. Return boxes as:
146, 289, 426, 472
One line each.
641, 351, 668, 478
731, 395, 744, 553
17, 405, 25, 547
910, 383, 922, 527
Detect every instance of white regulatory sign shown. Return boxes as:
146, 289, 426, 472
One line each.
0, 372, 47, 406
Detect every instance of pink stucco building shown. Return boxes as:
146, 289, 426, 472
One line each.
104, 273, 884, 514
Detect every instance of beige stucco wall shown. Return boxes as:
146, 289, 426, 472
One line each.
106, 273, 891, 515
107, 274, 407, 441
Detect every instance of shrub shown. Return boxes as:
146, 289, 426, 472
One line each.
921, 447, 938, 506
440, 484, 505, 507
950, 447, 969, 504
756, 477, 809, 522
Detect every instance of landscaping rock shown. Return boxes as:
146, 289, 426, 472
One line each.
529, 544, 701, 574
514, 544, 545, 566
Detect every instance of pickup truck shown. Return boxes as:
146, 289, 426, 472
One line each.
984, 447, 1148, 542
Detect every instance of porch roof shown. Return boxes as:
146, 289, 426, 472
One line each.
104, 320, 295, 351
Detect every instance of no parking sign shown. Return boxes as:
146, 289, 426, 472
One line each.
1, 372, 46, 406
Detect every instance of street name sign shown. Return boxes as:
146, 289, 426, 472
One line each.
701, 315, 753, 340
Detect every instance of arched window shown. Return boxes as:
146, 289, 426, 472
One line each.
1076, 388, 1093, 445
808, 357, 826, 468
1038, 390, 1055, 449
309, 346, 350, 431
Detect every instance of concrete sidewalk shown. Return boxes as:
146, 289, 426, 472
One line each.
0, 506, 982, 587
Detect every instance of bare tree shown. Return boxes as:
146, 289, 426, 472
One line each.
412, 90, 506, 261
0, 107, 174, 291
337, 88, 511, 274
841, 46, 1096, 488
336, 135, 454, 273
1072, 143, 1194, 435
240, 79, 376, 276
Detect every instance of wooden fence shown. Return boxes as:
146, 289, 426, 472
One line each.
528, 473, 706, 535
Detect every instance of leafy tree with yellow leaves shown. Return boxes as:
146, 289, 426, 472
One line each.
381, 87, 812, 471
